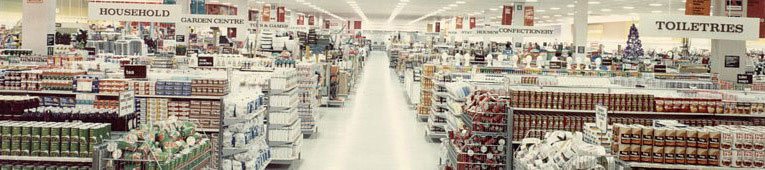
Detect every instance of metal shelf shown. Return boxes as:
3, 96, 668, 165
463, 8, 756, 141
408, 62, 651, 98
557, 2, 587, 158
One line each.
197, 128, 219, 133
224, 107, 267, 126
0, 90, 119, 96
268, 132, 301, 146
628, 162, 743, 170
221, 135, 266, 157
135, 94, 223, 100
0, 155, 92, 163
268, 115, 299, 128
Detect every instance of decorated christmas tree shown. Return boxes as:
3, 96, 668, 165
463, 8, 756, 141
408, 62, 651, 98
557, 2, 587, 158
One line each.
623, 24, 644, 62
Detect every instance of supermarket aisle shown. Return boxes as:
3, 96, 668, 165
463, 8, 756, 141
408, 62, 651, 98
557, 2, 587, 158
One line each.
296, 51, 440, 169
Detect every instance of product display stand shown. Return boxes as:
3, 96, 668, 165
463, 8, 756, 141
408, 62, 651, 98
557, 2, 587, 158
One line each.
267, 68, 302, 165
297, 63, 320, 136
426, 72, 450, 142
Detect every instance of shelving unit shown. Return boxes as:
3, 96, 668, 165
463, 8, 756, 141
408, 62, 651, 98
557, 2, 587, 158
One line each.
267, 68, 302, 165
297, 63, 320, 136
426, 72, 451, 142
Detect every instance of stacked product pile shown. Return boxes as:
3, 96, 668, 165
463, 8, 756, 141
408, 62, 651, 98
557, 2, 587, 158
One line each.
0, 121, 111, 157
613, 123, 765, 168
20, 107, 137, 131
515, 131, 612, 169
268, 68, 302, 164
296, 63, 319, 135
427, 72, 450, 140
41, 70, 86, 91
444, 90, 510, 170
221, 93, 270, 170
418, 64, 435, 121
0, 96, 40, 119
104, 118, 212, 169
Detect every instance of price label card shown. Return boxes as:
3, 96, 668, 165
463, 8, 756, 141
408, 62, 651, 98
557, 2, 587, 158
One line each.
596, 104, 608, 134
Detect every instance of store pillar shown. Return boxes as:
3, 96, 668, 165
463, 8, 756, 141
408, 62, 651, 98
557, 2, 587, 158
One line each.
21, 0, 56, 55
710, 0, 751, 82
573, 0, 589, 65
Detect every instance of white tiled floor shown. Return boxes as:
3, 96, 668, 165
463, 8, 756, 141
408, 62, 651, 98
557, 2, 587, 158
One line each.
268, 51, 440, 170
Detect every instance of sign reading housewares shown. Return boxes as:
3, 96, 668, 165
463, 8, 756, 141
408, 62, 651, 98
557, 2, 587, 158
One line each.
88, 2, 180, 22
639, 14, 761, 40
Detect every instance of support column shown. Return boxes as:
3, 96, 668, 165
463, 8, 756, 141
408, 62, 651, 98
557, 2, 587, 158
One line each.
511, 2, 525, 44
22, 0, 56, 55
710, 0, 750, 82
176, 0, 191, 44
573, 0, 589, 67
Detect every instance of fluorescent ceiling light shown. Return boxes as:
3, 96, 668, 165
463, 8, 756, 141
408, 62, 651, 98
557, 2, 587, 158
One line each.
566, 4, 575, 8
449, 4, 457, 7
550, 7, 560, 10
651, 10, 663, 13
649, 3, 663, 6
601, 9, 611, 12
537, 9, 546, 12
489, 8, 498, 11
588, 1, 600, 4
678, 8, 686, 11
553, 14, 562, 17
623, 6, 634, 9
456, 1, 466, 4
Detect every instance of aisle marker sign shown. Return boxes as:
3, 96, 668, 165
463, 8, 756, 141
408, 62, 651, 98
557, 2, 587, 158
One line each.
639, 14, 760, 40
596, 104, 608, 134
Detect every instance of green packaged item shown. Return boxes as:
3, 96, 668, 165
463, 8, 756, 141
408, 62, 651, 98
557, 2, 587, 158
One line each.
39, 123, 50, 157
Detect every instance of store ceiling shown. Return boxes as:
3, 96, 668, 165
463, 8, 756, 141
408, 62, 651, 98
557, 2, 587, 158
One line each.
264, 0, 689, 28
0, 0, 691, 29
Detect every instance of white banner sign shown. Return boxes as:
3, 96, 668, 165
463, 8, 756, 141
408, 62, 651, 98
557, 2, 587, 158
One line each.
88, 2, 181, 22
471, 25, 561, 38
639, 14, 761, 40
179, 15, 246, 27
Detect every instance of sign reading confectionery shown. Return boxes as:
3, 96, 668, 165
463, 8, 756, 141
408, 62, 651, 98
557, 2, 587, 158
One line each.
639, 14, 761, 40
88, 2, 181, 22
502, 5, 513, 25
685, 0, 711, 16
524, 6, 534, 26
472, 25, 561, 38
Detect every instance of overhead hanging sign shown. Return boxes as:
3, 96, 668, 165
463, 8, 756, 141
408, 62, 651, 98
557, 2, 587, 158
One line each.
456, 16, 464, 29
502, 5, 513, 25
472, 25, 561, 37
276, 6, 286, 22
179, 15, 246, 27
88, 2, 181, 22
262, 4, 271, 22
524, 6, 534, 26
469, 17, 476, 29
685, 0, 711, 16
749, 0, 765, 38
639, 14, 761, 40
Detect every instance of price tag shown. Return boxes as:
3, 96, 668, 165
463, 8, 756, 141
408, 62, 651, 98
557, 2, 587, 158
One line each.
596, 104, 608, 134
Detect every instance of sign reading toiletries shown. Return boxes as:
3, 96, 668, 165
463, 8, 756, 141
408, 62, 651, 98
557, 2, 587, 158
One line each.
639, 14, 761, 40
88, 2, 181, 22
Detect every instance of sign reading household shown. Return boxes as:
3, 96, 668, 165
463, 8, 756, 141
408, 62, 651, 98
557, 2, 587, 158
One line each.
89, 2, 181, 22
639, 14, 761, 40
